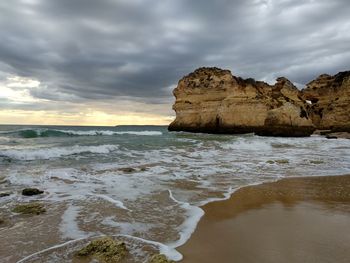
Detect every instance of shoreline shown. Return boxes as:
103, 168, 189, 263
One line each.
178, 174, 350, 263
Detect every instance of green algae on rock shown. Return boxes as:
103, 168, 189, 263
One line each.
148, 254, 175, 263
76, 237, 128, 263
12, 203, 46, 215
22, 188, 44, 196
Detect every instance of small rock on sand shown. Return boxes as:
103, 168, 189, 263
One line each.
0, 192, 11, 197
22, 188, 44, 196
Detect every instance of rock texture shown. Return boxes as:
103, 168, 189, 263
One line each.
148, 254, 175, 263
301, 71, 350, 132
76, 237, 128, 263
12, 203, 46, 215
169, 67, 315, 136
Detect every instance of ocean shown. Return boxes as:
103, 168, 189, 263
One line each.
0, 125, 350, 262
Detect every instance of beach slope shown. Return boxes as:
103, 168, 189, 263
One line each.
179, 175, 350, 263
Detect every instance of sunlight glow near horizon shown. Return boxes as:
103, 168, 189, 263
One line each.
0, 75, 174, 126
0, 109, 174, 126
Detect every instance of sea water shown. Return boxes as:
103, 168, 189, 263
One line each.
0, 125, 349, 262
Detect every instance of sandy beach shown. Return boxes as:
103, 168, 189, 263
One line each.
179, 174, 350, 263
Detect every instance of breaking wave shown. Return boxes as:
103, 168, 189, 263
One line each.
1, 128, 162, 138
0, 144, 119, 161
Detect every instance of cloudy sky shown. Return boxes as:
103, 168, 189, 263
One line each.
0, 0, 349, 125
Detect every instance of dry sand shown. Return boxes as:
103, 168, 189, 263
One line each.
179, 175, 350, 263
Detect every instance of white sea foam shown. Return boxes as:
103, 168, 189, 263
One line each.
0, 128, 29, 134
115, 131, 162, 136
116, 234, 183, 261
59, 204, 93, 240
55, 129, 162, 136
0, 144, 118, 160
102, 217, 156, 235
167, 190, 204, 253
16, 233, 183, 262
0, 128, 162, 137
221, 137, 272, 151
0, 136, 11, 142
94, 172, 159, 201
4, 131, 350, 263
16, 237, 89, 263
55, 129, 116, 136
196, 186, 235, 206
91, 194, 131, 211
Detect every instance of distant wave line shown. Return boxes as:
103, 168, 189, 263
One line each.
0, 128, 162, 138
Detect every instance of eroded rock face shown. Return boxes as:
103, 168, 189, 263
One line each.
169, 67, 315, 137
301, 71, 350, 132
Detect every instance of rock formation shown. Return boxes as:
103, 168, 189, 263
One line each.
75, 237, 128, 263
169, 67, 315, 136
169, 67, 350, 136
301, 71, 350, 132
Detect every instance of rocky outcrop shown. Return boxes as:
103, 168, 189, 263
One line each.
301, 71, 350, 132
76, 237, 128, 263
169, 67, 315, 137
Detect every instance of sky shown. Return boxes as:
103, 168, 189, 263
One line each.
0, 0, 349, 126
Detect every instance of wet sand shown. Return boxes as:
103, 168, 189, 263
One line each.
179, 175, 350, 263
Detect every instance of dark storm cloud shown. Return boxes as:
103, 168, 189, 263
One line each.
0, 0, 349, 109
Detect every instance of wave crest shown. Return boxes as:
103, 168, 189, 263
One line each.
1, 128, 162, 138
0, 144, 119, 160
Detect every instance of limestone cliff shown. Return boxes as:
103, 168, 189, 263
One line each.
301, 71, 350, 132
169, 67, 315, 137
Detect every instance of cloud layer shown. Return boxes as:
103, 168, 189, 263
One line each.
0, 0, 349, 124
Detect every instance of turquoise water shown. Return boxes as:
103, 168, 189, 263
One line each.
0, 125, 350, 262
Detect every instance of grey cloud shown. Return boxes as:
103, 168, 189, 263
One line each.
0, 0, 349, 112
